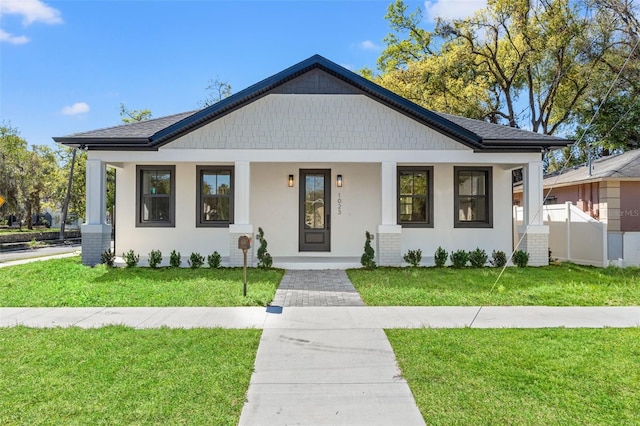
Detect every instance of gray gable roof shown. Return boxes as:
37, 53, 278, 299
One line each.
54, 55, 571, 152
543, 149, 640, 186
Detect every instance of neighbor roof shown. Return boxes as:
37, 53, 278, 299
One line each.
544, 149, 640, 187
54, 54, 571, 152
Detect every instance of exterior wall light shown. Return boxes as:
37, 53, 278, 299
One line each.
336, 174, 343, 187
288, 174, 294, 187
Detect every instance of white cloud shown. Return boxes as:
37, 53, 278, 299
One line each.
0, 0, 63, 25
358, 40, 381, 51
0, 29, 29, 45
61, 102, 90, 116
424, 0, 487, 22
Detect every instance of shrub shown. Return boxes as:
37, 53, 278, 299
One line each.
169, 250, 181, 268
188, 252, 205, 269
450, 250, 469, 268
122, 249, 140, 268
148, 250, 162, 268
101, 249, 115, 267
513, 250, 530, 268
403, 249, 422, 267
490, 250, 507, 268
468, 247, 488, 268
434, 246, 448, 267
208, 251, 222, 269
360, 231, 376, 269
256, 227, 273, 269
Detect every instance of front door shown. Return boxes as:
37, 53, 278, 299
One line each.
299, 169, 331, 251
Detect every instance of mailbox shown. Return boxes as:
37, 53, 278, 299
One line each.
238, 235, 251, 250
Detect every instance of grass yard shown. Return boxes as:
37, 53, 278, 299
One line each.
348, 263, 640, 306
387, 328, 640, 425
0, 257, 282, 307
0, 326, 260, 425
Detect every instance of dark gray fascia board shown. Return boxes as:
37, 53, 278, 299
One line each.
52, 136, 152, 150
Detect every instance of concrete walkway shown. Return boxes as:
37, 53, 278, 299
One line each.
241, 270, 422, 425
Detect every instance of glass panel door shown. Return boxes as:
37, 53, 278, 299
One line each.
299, 169, 331, 251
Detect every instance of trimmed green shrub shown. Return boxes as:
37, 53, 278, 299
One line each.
207, 251, 222, 269
101, 249, 115, 267
360, 231, 376, 269
513, 250, 530, 267
434, 246, 448, 267
403, 249, 422, 267
450, 250, 469, 268
256, 227, 273, 269
122, 250, 140, 268
169, 250, 181, 268
469, 247, 488, 268
188, 252, 205, 269
148, 250, 162, 268
490, 250, 507, 267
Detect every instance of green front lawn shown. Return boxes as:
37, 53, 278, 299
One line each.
348, 264, 640, 306
0, 257, 282, 307
0, 326, 260, 425
388, 328, 640, 425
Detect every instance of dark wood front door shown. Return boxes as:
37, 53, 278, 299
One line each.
299, 169, 331, 252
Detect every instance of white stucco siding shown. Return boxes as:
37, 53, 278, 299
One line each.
250, 163, 380, 257
115, 162, 230, 260
400, 165, 514, 263
165, 94, 467, 151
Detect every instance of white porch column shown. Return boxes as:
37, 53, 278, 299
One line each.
377, 161, 402, 266
229, 160, 254, 266
81, 158, 112, 266
518, 161, 549, 266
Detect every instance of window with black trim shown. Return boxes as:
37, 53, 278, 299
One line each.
454, 166, 492, 228
397, 166, 433, 227
197, 166, 234, 227
137, 165, 175, 227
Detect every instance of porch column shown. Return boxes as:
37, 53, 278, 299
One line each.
81, 159, 112, 266
377, 161, 402, 266
229, 160, 254, 266
518, 161, 549, 266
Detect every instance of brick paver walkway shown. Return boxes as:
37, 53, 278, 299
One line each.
270, 270, 365, 307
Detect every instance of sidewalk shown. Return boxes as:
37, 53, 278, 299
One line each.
2, 306, 639, 329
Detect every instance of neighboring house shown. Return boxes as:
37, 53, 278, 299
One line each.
54, 55, 569, 268
514, 149, 640, 263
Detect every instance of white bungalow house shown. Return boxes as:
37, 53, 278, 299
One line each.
54, 55, 569, 268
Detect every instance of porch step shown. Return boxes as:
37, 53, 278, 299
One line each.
273, 256, 361, 270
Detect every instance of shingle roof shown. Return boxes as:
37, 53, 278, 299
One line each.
54, 54, 571, 152
543, 149, 640, 186
435, 112, 568, 143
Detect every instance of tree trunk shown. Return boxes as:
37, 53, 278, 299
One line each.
59, 148, 77, 240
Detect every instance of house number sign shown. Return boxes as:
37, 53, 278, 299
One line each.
337, 193, 342, 215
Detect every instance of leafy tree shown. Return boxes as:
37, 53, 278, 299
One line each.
119, 103, 153, 123
375, 0, 615, 135
0, 124, 61, 228
0, 123, 27, 217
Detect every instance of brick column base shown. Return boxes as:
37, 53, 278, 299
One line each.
517, 225, 549, 266
81, 224, 112, 266
377, 225, 402, 267
229, 225, 254, 267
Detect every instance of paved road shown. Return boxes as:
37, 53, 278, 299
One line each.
0, 244, 81, 267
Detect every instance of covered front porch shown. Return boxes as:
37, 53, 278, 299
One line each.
81, 153, 549, 268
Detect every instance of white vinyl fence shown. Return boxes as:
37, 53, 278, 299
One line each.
514, 202, 608, 267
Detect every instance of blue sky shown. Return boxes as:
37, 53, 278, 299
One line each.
1, 0, 487, 149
